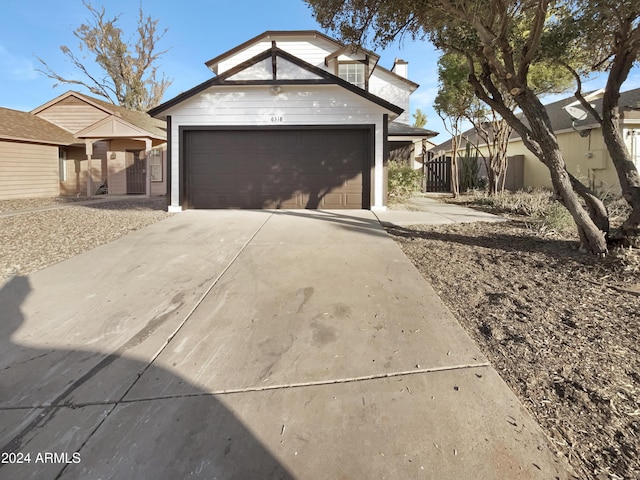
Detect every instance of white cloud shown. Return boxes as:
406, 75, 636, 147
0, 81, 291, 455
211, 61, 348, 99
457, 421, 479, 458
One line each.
0, 44, 38, 81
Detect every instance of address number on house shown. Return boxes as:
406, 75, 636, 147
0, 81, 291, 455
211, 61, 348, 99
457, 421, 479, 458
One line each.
271, 116, 284, 123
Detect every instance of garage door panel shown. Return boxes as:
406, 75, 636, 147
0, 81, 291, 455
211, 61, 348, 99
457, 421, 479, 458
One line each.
185, 129, 369, 209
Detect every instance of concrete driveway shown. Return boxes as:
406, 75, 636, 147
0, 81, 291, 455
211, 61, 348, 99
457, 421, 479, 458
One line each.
1, 210, 571, 479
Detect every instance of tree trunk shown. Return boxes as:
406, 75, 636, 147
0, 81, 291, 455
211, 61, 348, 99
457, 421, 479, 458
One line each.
601, 89, 640, 246
569, 172, 610, 236
517, 90, 608, 254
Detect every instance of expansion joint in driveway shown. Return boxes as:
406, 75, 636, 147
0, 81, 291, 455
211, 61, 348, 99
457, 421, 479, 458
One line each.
119, 211, 275, 402
48, 212, 274, 480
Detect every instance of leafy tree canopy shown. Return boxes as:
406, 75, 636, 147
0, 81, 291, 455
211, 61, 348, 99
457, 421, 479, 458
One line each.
412, 108, 427, 128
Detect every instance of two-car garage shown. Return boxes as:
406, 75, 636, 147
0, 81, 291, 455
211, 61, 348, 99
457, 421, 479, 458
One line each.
182, 127, 371, 209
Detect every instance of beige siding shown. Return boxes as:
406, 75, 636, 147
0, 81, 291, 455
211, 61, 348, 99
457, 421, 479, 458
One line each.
0, 140, 60, 200
35, 96, 109, 134
150, 146, 167, 196
108, 139, 146, 195
497, 130, 622, 194
59, 142, 107, 196
456, 125, 635, 195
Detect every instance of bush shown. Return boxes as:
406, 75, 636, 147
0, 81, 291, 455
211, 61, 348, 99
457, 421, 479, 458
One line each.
456, 188, 575, 235
388, 160, 422, 199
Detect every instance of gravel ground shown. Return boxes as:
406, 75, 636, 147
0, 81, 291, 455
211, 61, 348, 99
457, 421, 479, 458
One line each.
0, 195, 89, 212
387, 215, 639, 480
0, 197, 173, 283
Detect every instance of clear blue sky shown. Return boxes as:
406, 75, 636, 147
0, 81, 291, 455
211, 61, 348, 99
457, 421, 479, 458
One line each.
1, 0, 637, 141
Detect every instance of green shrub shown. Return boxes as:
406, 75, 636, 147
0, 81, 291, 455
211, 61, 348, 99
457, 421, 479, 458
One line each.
388, 160, 422, 198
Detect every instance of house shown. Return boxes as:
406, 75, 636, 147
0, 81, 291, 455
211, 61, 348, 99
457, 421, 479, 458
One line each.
0, 91, 167, 201
432, 88, 640, 194
0, 107, 78, 201
148, 30, 437, 211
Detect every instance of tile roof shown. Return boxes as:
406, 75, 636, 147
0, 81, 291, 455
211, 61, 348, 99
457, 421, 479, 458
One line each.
0, 107, 78, 145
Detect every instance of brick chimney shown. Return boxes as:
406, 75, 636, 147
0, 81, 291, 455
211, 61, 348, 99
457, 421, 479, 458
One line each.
391, 58, 408, 78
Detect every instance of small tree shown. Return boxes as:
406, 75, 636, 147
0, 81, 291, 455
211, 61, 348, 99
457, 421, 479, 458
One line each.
37, 1, 172, 111
412, 108, 427, 128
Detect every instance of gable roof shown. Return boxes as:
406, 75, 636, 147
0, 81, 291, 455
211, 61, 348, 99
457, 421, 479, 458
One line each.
433, 87, 640, 152
205, 30, 379, 73
204, 30, 418, 91
149, 44, 404, 118
32, 91, 166, 140
0, 107, 78, 145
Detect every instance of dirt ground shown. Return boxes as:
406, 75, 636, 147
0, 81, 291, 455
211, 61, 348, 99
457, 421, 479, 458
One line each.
387, 217, 639, 480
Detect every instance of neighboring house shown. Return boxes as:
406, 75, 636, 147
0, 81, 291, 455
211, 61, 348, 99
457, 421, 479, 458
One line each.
0, 107, 77, 201
0, 91, 167, 201
149, 30, 437, 211
388, 122, 437, 170
432, 88, 640, 194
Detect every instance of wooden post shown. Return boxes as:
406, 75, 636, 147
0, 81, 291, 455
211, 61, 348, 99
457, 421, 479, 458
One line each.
145, 139, 152, 196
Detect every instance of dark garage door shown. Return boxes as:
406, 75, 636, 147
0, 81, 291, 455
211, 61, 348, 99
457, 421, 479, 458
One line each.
184, 128, 370, 209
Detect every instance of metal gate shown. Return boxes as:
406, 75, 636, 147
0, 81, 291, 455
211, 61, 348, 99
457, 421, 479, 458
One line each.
126, 150, 146, 194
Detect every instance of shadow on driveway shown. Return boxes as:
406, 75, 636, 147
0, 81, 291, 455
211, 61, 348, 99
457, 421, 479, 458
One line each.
385, 221, 580, 256
0, 276, 293, 480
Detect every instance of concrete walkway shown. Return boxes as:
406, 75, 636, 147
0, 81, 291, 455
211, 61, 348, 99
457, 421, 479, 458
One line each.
0, 210, 571, 479
377, 195, 505, 227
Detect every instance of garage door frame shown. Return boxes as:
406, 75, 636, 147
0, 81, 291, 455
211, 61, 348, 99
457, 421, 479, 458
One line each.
179, 124, 374, 209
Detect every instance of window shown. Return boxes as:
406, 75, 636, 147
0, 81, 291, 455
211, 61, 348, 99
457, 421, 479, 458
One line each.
58, 148, 67, 182
149, 149, 163, 182
338, 63, 366, 89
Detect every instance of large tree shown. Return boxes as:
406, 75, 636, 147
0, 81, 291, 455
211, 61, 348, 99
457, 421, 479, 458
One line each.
436, 51, 574, 195
550, 0, 640, 245
37, 1, 172, 111
305, 0, 628, 254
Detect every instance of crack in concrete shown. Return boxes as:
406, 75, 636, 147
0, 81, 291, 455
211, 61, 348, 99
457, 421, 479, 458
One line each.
1, 362, 491, 411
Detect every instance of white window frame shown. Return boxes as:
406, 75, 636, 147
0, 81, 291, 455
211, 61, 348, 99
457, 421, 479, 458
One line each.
149, 148, 163, 182
338, 62, 366, 90
58, 148, 67, 182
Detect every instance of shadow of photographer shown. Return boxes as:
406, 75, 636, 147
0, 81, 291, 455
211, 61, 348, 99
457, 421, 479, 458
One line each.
0, 276, 294, 479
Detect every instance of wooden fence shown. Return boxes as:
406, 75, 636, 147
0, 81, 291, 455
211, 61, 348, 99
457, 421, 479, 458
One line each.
423, 150, 452, 192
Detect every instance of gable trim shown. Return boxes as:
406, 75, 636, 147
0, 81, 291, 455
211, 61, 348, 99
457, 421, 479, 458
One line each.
74, 114, 164, 140
31, 91, 116, 116
205, 30, 354, 73
149, 45, 404, 117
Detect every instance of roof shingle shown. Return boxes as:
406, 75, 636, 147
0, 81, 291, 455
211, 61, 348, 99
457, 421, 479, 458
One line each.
0, 107, 78, 145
